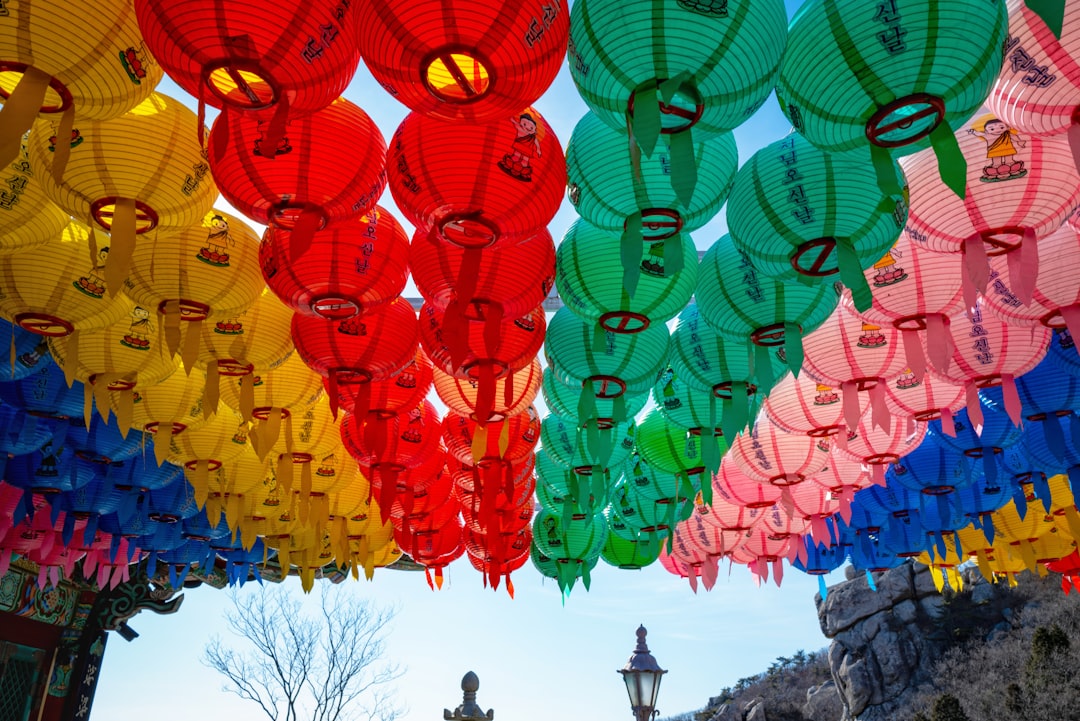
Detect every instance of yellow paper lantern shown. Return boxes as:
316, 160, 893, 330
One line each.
27, 92, 217, 296
0, 0, 163, 171
0, 220, 132, 344
0, 138, 69, 252
124, 208, 264, 364
126, 364, 208, 463
260, 398, 346, 521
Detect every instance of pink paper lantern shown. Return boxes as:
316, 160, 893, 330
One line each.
985, 1, 1080, 148
927, 299, 1051, 425
683, 510, 746, 558
669, 523, 718, 592
695, 489, 763, 532
809, 450, 871, 524
764, 371, 867, 441
884, 370, 966, 433
901, 107, 1080, 304
789, 480, 841, 547
728, 418, 828, 487
802, 304, 908, 433
853, 231, 965, 380
833, 411, 927, 487
713, 458, 782, 510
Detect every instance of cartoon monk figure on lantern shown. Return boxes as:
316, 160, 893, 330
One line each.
17, 339, 49, 370
498, 113, 542, 182
73, 246, 110, 298
197, 214, 234, 267
968, 117, 1027, 181
121, 305, 153, 350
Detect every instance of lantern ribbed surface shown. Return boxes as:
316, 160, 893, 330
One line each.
28, 92, 217, 235
0, 0, 162, 122
128, 365, 207, 436
134, 0, 359, 116
358, 0, 568, 122
0, 320, 52, 381
545, 307, 670, 401
0, 220, 132, 337
801, 304, 907, 393
636, 410, 725, 478
565, 112, 737, 233
342, 401, 442, 470
126, 208, 264, 324
985, 221, 1080, 328
834, 413, 926, 469
763, 372, 853, 437
728, 418, 826, 486
556, 219, 697, 330
335, 349, 433, 418
0, 363, 84, 420
0, 140, 69, 252
220, 352, 324, 420
884, 370, 965, 423
984, 355, 1080, 422
727, 133, 906, 285
696, 234, 838, 348
622, 453, 695, 504
611, 480, 679, 533
410, 225, 555, 319
541, 413, 634, 472
208, 98, 386, 230
776, 0, 1008, 155
167, 411, 252, 474
291, 299, 418, 387
568, 0, 788, 139
386, 109, 565, 249
418, 302, 545, 379
541, 368, 649, 422
432, 359, 541, 423
901, 109, 1080, 257
196, 289, 295, 379
653, 370, 725, 433
443, 409, 539, 468
261, 206, 410, 320
985, 0, 1080, 138
600, 530, 660, 570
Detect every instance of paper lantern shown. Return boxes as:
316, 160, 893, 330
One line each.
983, 356, 1080, 461
195, 288, 296, 414
418, 302, 545, 381
901, 109, 1080, 303
0, 404, 57, 456
789, 480, 842, 547
333, 348, 433, 420
600, 526, 661, 570
611, 479, 683, 538
410, 225, 555, 320
728, 418, 827, 488
834, 411, 927, 487
984, 221, 1080, 338
443, 409, 539, 469
47, 309, 181, 428
568, 0, 787, 142
291, 300, 418, 416
811, 450, 873, 514
776, 0, 1008, 184
219, 351, 324, 437
541, 368, 648, 429
712, 456, 782, 510
535, 449, 608, 518
0, 319, 54, 382
261, 205, 410, 320
125, 208, 264, 360
433, 358, 541, 424
668, 523, 718, 590
1049, 328, 1080, 378
127, 365, 207, 462
0, 364, 85, 421
654, 370, 726, 437
207, 98, 386, 243
566, 111, 737, 235
801, 304, 908, 433
29, 92, 218, 293
727, 133, 907, 308
0, 0, 163, 170
544, 307, 669, 424
358, 0, 568, 122
541, 413, 633, 474
555, 219, 697, 331
386, 108, 565, 249
64, 416, 145, 465
888, 441, 972, 498
0, 139, 69, 252
852, 230, 965, 380
695, 234, 839, 380
341, 400, 442, 485
985, 1, 1080, 141
927, 299, 1050, 426
637, 410, 725, 489
134, 0, 359, 117
622, 453, 697, 505
883, 369, 965, 428
764, 371, 863, 441
0, 220, 132, 341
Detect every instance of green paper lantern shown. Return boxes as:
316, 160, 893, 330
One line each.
726, 133, 908, 311
530, 541, 599, 591
545, 307, 669, 423
556, 218, 697, 328
695, 234, 839, 379
568, 0, 788, 144
636, 409, 727, 485
654, 368, 726, 433
611, 478, 690, 534
566, 112, 738, 232
621, 452, 700, 504
775, 0, 1008, 196
668, 303, 789, 438
540, 413, 636, 473
535, 448, 612, 517
532, 506, 609, 562
541, 368, 648, 423
600, 524, 661, 570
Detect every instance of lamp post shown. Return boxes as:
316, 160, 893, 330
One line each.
618, 625, 667, 721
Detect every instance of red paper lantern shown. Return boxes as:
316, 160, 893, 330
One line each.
419, 302, 545, 380
433, 358, 542, 424
261, 205, 410, 320
135, 0, 360, 117
386, 108, 565, 249
331, 348, 433, 418
291, 299, 418, 414
207, 98, 386, 243
358, 0, 568, 122
442, 410, 540, 468
410, 225, 555, 319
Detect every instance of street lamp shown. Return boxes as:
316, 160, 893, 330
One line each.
618, 625, 667, 721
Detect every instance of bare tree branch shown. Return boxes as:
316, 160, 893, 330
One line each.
202, 583, 403, 721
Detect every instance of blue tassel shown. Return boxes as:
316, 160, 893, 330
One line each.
866, 570, 877, 592
818, 574, 828, 600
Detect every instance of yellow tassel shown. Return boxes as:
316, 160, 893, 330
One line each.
181, 318, 202, 370
0, 68, 50, 170
62, 329, 80, 388
51, 105, 75, 185
240, 373, 255, 421
153, 421, 172, 466
116, 389, 135, 438
105, 198, 137, 298
163, 300, 182, 358
204, 361, 219, 419
189, 459, 210, 509
471, 425, 487, 464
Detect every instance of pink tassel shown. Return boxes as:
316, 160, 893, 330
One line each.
871, 463, 886, 487
941, 406, 957, 437
924, 313, 953, 374
964, 232, 990, 296
1000, 373, 1022, 427
870, 382, 890, 432
841, 380, 862, 433
773, 559, 783, 587
901, 328, 927, 381
966, 383, 984, 430
1061, 304, 1080, 358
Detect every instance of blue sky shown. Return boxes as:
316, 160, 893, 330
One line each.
90, 1, 854, 719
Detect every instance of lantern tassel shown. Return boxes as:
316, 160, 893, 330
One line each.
163, 299, 183, 358
454, 248, 482, 311
836, 237, 873, 312
116, 389, 135, 438
929, 120, 966, 199
966, 383, 984, 430
940, 406, 957, 437
204, 361, 220, 419
963, 232, 990, 298
288, 206, 322, 263
1060, 305, 1080, 358
0, 67, 50, 171
782, 322, 803, 378
632, 84, 661, 158
669, 130, 698, 209
870, 144, 903, 197
239, 374, 255, 421
840, 381, 862, 433
924, 313, 953, 374
1069, 122, 1080, 176
182, 318, 203, 370
901, 330, 926, 382
621, 212, 644, 297
51, 105, 76, 185
105, 198, 138, 298
1026, 0, 1065, 38
1000, 373, 1022, 427
870, 382, 890, 432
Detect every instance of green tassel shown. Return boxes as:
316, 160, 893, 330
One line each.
621, 213, 644, 297
929, 120, 967, 199
632, 85, 661, 158
586, 421, 601, 465
871, 144, 903, 198
1026, 0, 1065, 38
663, 235, 685, 276
754, 342, 776, 390
783, 322, 804, 377
836, 236, 873, 312
669, 129, 698, 208
577, 382, 597, 422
